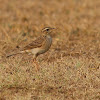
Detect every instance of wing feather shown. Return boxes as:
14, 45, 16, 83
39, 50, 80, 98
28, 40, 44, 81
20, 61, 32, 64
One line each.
21, 35, 46, 51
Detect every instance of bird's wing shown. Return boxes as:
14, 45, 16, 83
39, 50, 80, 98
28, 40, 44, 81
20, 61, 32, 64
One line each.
21, 35, 46, 51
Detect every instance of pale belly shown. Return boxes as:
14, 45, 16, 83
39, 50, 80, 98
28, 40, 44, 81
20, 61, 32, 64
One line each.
31, 48, 42, 55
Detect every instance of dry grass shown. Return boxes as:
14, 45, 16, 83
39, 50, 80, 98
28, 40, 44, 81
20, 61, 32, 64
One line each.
0, 0, 100, 100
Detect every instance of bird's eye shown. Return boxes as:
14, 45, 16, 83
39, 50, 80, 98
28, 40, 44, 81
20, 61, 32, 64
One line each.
46, 29, 49, 31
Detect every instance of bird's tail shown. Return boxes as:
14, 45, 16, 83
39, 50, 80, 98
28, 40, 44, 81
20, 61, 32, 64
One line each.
6, 51, 23, 58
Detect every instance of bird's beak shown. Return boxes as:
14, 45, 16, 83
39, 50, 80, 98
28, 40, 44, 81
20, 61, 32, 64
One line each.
51, 28, 56, 30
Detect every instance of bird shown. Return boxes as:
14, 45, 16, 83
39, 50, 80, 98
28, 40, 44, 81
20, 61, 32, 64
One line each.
6, 27, 55, 71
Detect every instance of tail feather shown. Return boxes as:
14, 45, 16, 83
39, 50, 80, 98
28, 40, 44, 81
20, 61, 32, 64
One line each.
6, 52, 21, 58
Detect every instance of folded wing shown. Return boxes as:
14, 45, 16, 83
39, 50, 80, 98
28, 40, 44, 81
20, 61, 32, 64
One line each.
21, 35, 46, 51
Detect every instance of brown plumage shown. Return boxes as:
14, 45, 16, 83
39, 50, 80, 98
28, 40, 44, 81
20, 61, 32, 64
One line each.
22, 35, 46, 51
6, 27, 55, 71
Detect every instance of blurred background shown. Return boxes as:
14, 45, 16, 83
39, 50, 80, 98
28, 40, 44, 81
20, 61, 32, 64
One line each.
0, 0, 99, 42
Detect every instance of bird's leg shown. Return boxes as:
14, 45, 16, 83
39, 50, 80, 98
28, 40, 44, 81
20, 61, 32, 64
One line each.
33, 58, 40, 71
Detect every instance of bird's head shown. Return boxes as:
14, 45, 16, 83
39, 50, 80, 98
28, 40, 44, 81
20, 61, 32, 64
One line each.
41, 27, 55, 35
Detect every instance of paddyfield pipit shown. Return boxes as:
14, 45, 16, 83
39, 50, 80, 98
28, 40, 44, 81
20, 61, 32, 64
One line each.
7, 27, 55, 71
